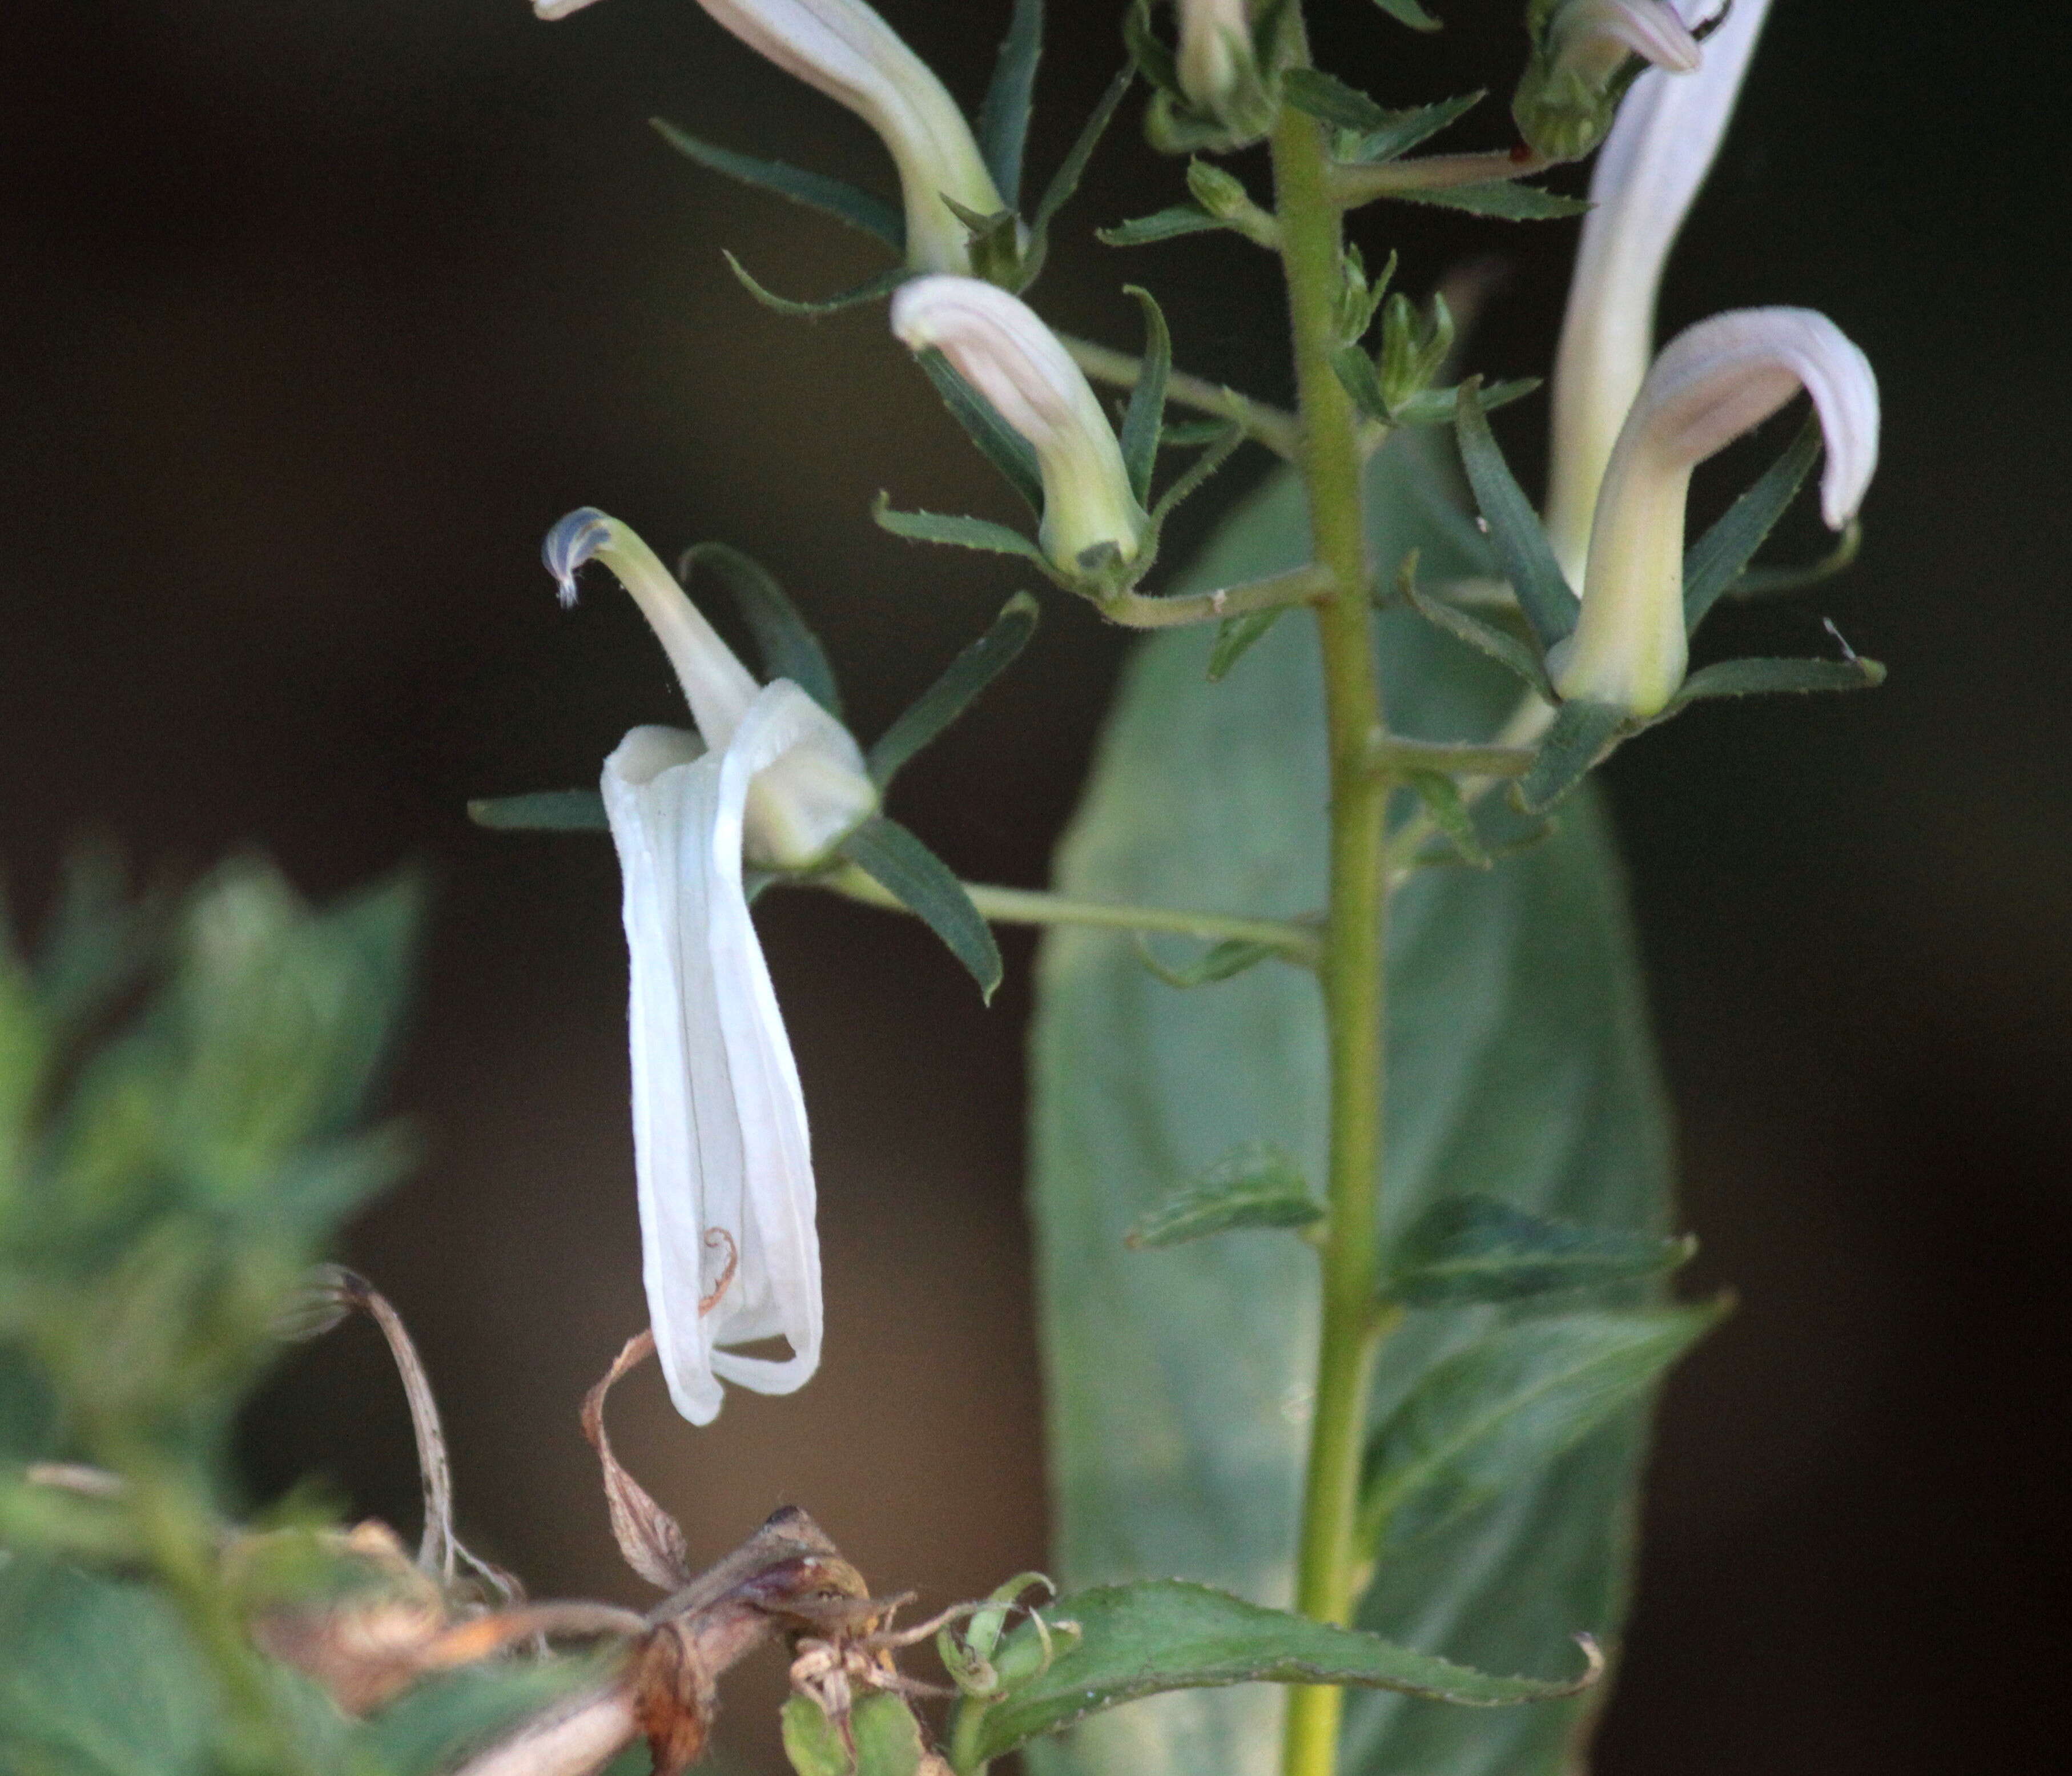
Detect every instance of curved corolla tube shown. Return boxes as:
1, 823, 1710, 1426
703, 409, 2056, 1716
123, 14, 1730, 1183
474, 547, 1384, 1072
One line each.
1552, 306, 1880, 717
1544, 0, 1775, 581
604, 682, 839, 1425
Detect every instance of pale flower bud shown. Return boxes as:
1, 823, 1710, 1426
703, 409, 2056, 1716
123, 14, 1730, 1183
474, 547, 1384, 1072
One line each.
1176, 0, 1265, 127
534, 0, 1006, 276
1545, 0, 1773, 581
545, 509, 875, 869
890, 276, 1149, 575
1515, 0, 1703, 172
1551, 307, 1880, 717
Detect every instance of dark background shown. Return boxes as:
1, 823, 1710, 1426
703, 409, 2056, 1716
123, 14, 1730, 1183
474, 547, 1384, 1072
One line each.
3, 1, 2065, 1770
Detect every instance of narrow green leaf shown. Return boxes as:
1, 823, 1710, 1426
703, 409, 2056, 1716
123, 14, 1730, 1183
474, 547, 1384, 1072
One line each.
1370, 0, 1443, 29
1032, 63, 1134, 236
1340, 92, 1485, 164
1681, 411, 1822, 633
1667, 653, 1886, 708
681, 542, 843, 720
1404, 772, 1489, 869
1097, 204, 1225, 248
1454, 379, 1578, 652
1164, 418, 1238, 449
1514, 699, 1628, 815
1125, 1142, 1321, 1249
1149, 422, 1243, 527
872, 494, 1047, 565
1387, 1195, 1696, 1307
1206, 609, 1287, 681
1398, 570, 1550, 699
651, 119, 903, 248
1390, 375, 1540, 427
1390, 179, 1588, 220
978, 0, 1043, 210
838, 817, 1003, 1003
466, 790, 610, 832
969, 1581, 1598, 1763
721, 253, 906, 317
1133, 932, 1280, 989
1361, 1307, 1721, 1548
1121, 0, 1181, 99
1119, 287, 1172, 507
1330, 345, 1392, 426
1719, 520, 1861, 601
1280, 69, 1395, 133
867, 593, 1040, 790
916, 347, 1045, 515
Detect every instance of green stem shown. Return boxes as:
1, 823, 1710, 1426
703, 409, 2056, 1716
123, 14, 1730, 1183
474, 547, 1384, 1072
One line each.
819, 866, 1322, 966
1271, 44, 1395, 1776
1103, 564, 1332, 630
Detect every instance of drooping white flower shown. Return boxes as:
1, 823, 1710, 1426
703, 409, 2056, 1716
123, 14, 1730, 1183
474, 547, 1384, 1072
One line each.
890, 275, 1149, 574
1545, 0, 1774, 581
547, 509, 876, 1424
1550, 307, 1880, 717
533, 0, 1005, 276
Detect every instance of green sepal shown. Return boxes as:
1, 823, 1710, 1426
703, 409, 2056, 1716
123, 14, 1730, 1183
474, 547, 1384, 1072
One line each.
1514, 698, 1628, 815
872, 494, 1048, 566
1379, 288, 1454, 414
837, 815, 1003, 1003
978, 0, 1043, 211
1132, 931, 1280, 989
915, 348, 1045, 515
1390, 375, 1540, 427
1339, 91, 1485, 164
962, 1580, 1600, 1765
1681, 409, 1823, 633
782, 1694, 854, 1776
1164, 417, 1240, 449
1722, 520, 1861, 601
1665, 653, 1886, 710
867, 593, 1040, 791
1331, 344, 1393, 426
1206, 608, 1287, 681
945, 196, 1027, 289
1359, 1305, 1723, 1552
1119, 286, 1172, 507
679, 542, 842, 720
1403, 772, 1490, 869
1280, 68, 1398, 133
939, 1573, 1059, 1699
1397, 552, 1552, 698
1149, 421, 1243, 527
466, 790, 609, 833
1124, 1142, 1322, 1249
1020, 62, 1135, 287
1389, 179, 1589, 220
1385, 1194, 1696, 1307
1370, 0, 1443, 30
1097, 204, 1225, 248
1336, 243, 1397, 344
722, 253, 907, 318
1455, 378, 1579, 652
651, 118, 904, 248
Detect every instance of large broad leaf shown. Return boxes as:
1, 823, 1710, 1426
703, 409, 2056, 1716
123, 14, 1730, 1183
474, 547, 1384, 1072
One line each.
1028, 428, 1675, 1776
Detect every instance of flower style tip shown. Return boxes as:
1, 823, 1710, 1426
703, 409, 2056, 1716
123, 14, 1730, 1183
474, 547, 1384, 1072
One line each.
1552, 306, 1880, 717
890, 276, 1149, 576
694, 0, 1007, 275
605, 684, 844, 1425
543, 507, 612, 608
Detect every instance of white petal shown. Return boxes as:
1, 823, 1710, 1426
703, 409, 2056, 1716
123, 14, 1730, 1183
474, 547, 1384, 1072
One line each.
891, 276, 1146, 570
534, 0, 605, 15
1544, 0, 1774, 578
604, 682, 836, 1426
1555, 0, 1703, 78
694, 0, 1003, 274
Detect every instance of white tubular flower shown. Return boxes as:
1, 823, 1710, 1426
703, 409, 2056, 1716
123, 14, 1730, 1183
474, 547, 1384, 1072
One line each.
1551, 307, 1880, 717
1544, 0, 1773, 582
1548, 0, 1700, 87
890, 275, 1149, 574
548, 510, 878, 1425
534, 0, 1004, 276
1176, 0, 1254, 116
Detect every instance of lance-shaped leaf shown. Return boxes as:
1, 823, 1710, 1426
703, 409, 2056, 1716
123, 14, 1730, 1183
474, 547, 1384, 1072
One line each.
964, 1581, 1600, 1763
978, 0, 1043, 210
723, 254, 908, 318
1206, 609, 1286, 682
1721, 520, 1861, 602
1390, 180, 1588, 220
1020, 61, 1136, 285
651, 119, 904, 248
1680, 410, 1822, 633
1150, 421, 1243, 528
1398, 558, 1551, 700
1125, 1142, 1321, 1249
871, 495, 1048, 566
838, 816, 1003, 1003
1403, 772, 1489, 869
468, 790, 609, 832
1665, 653, 1886, 709
681, 543, 843, 721
1359, 1307, 1721, 1550
867, 593, 1040, 790
1514, 699, 1628, 816
1119, 287, 1172, 508
1371, 0, 1442, 30
1133, 932, 1281, 990
914, 347, 1046, 515
1097, 204, 1226, 247
1339, 92, 1485, 164
1279, 68, 1395, 132
1455, 380, 1579, 652
1386, 1195, 1695, 1307
1390, 376, 1540, 428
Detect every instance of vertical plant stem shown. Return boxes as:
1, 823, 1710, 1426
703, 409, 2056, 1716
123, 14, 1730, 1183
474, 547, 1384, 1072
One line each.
1270, 34, 1395, 1776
